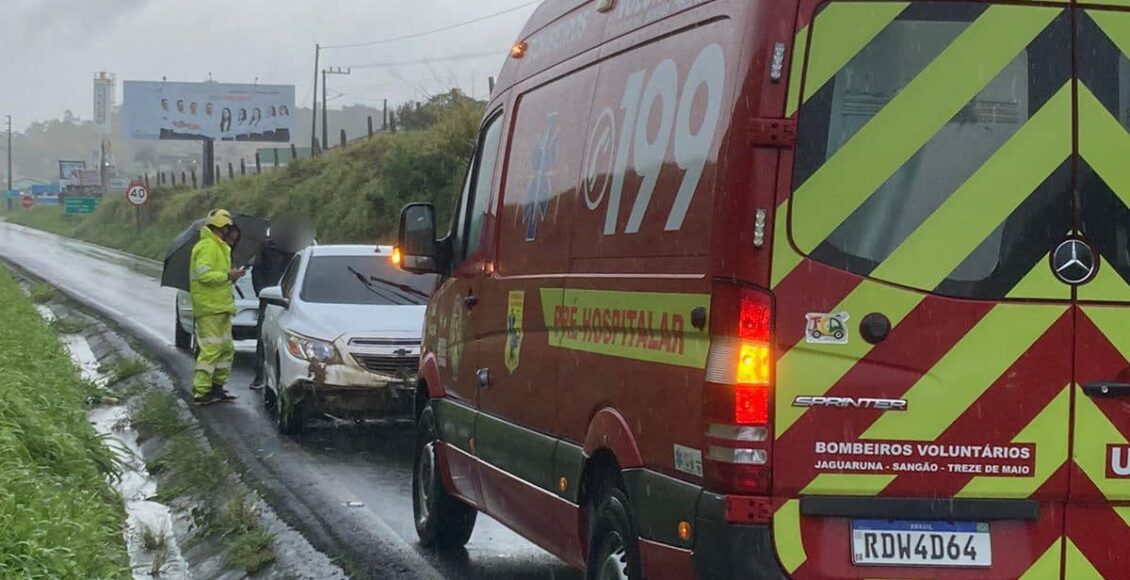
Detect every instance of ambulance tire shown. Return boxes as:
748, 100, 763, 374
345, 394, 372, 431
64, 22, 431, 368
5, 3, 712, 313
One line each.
586, 480, 643, 580
413, 405, 477, 548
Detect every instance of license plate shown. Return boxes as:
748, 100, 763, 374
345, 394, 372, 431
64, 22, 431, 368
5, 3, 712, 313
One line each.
851, 520, 991, 568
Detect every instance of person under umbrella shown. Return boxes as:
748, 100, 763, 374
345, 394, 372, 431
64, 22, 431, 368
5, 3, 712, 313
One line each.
190, 209, 245, 405
249, 214, 311, 389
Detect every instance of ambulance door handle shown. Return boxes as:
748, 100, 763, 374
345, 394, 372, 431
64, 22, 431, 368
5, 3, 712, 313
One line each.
1083, 382, 1130, 398
463, 294, 479, 310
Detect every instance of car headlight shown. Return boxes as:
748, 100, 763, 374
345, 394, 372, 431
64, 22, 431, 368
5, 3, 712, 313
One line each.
285, 332, 338, 363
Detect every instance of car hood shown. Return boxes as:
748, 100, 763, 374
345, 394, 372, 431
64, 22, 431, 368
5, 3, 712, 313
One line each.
288, 302, 426, 342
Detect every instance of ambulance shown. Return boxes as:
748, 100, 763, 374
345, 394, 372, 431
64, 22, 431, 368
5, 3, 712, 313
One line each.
397, 0, 1130, 577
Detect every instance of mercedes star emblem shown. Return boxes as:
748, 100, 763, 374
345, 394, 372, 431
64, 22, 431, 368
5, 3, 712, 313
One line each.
1051, 239, 1096, 285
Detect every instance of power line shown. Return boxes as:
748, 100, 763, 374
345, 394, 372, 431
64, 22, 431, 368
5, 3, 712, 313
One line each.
321, 0, 540, 50
341, 50, 504, 70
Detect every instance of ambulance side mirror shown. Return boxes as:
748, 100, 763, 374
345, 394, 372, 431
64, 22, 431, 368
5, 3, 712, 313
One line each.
398, 203, 439, 274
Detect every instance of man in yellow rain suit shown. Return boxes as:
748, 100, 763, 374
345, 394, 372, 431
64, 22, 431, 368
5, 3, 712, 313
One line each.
190, 209, 246, 405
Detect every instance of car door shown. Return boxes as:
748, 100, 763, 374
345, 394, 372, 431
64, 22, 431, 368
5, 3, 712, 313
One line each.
1069, 6, 1130, 577
426, 110, 506, 505
264, 253, 302, 384
773, 2, 1073, 577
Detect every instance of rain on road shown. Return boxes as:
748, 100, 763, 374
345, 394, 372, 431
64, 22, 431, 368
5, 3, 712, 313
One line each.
0, 222, 581, 580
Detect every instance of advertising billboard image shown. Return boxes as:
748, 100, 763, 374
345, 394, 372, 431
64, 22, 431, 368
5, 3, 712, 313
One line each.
122, 81, 295, 142
59, 160, 86, 181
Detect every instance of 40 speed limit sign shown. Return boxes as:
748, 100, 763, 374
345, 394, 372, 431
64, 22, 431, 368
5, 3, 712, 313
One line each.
125, 183, 150, 207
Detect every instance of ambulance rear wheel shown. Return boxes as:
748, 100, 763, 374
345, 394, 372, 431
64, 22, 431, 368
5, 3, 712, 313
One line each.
413, 405, 477, 548
586, 479, 642, 580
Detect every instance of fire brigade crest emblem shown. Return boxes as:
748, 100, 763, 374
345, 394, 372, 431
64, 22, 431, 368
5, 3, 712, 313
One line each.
506, 291, 525, 373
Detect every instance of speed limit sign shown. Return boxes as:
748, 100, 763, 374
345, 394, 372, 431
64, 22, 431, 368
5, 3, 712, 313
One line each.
125, 183, 149, 207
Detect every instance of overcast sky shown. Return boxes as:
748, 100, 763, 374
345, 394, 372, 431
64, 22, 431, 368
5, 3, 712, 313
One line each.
0, 0, 540, 131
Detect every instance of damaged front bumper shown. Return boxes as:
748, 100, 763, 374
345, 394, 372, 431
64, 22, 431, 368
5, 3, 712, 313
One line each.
288, 361, 415, 419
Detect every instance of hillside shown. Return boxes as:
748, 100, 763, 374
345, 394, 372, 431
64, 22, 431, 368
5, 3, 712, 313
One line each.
9, 98, 481, 260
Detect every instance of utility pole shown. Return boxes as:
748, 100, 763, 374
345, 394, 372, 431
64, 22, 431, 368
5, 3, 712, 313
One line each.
321, 67, 350, 151
6, 115, 11, 212
311, 43, 320, 155
6, 115, 11, 192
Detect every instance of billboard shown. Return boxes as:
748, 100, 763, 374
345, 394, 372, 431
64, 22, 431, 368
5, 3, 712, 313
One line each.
122, 81, 295, 142
59, 160, 86, 181
94, 74, 113, 136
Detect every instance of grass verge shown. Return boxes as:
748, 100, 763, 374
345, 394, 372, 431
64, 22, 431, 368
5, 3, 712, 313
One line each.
134, 391, 277, 573
0, 268, 130, 578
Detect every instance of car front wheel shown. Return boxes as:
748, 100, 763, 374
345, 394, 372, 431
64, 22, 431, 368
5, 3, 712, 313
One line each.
174, 308, 192, 351
275, 370, 304, 435
413, 404, 476, 548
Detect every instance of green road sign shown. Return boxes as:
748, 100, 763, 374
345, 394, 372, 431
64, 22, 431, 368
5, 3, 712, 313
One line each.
64, 196, 101, 215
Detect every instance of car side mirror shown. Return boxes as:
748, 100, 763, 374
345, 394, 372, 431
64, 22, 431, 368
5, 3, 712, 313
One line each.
259, 285, 289, 309
398, 203, 439, 274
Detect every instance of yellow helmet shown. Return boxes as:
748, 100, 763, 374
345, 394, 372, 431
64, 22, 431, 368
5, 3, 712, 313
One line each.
205, 209, 233, 229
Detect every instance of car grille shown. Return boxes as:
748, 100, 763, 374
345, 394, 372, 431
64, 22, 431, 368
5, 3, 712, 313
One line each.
352, 353, 420, 377
348, 337, 419, 347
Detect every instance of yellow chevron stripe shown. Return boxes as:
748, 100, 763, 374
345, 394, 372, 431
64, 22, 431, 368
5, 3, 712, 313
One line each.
1079, 256, 1130, 302
772, 499, 807, 573
1089, 8, 1130, 57
776, 281, 923, 434
770, 200, 802, 289
1073, 391, 1130, 502
801, 473, 896, 496
1019, 541, 1063, 580
865, 303, 1065, 441
787, 2, 908, 118
1077, 85, 1130, 301
870, 84, 1071, 290
792, 5, 1060, 254
785, 25, 808, 118
1065, 538, 1105, 580
1008, 241, 1071, 300
1080, 84, 1130, 208
1082, 305, 1130, 359
957, 385, 1070, 499
1116, 506, 1130, 530
802, 304, 1066, 496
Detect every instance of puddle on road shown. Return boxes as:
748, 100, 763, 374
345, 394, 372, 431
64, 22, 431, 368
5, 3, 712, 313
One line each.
58, 327, 191, 579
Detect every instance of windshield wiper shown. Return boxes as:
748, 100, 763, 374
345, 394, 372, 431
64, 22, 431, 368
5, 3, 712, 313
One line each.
367, 275, 430, 302
347, 266, 408, 304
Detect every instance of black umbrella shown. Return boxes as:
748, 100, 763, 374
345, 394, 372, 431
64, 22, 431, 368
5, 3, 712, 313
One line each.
161, 213, 269, 291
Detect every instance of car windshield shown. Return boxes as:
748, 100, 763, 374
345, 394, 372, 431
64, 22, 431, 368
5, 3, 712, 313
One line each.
300, 255, 436, 305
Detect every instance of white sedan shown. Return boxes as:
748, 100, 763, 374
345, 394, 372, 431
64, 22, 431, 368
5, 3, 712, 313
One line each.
175, 273, 259, 350
258, 244, 436, 433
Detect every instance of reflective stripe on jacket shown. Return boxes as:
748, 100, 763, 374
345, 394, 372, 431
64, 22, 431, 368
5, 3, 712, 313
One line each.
189, 226, 235, 317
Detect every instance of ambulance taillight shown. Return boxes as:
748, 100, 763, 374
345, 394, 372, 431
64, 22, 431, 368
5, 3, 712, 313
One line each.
703, 284, 773, 494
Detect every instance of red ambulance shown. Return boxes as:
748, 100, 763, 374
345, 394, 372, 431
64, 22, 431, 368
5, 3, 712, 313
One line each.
398, 0, 1130, 577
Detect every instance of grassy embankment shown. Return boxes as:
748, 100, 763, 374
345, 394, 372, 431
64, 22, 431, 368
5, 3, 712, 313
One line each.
0, 270, 130, 578
9, 100, 478, 259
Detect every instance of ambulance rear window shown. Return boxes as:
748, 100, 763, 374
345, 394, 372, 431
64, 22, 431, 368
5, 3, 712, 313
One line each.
791, 2, 1071, 300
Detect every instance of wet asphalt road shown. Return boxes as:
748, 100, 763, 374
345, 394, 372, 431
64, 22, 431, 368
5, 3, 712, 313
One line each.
0, 222, 582, 580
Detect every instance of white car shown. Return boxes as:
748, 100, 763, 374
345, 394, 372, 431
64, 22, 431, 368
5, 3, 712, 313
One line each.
258, 245, 436, 433
175, 273, 259, 350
